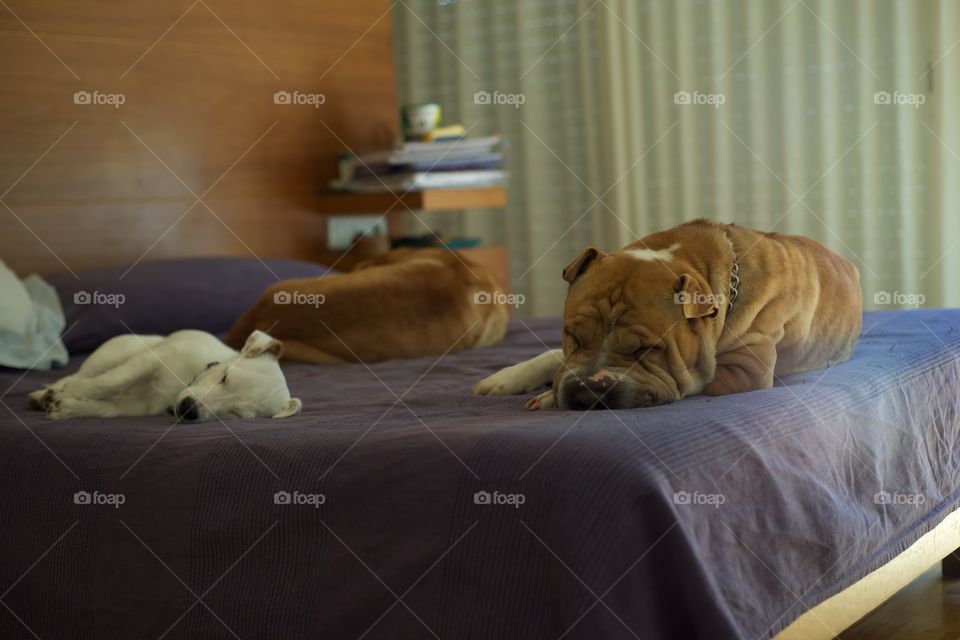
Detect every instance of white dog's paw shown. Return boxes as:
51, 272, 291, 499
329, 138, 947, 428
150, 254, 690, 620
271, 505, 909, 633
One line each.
46, 395, 87, 421
43, 389, 77, 420
27, 389, 48, 410
44, 395, 64, 420
524, 389, 556, 411
472, 365, 541, 396
41, 388, 61, 410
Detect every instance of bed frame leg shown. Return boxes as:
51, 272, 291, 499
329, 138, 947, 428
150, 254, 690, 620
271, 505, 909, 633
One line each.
942, 550, 960, 578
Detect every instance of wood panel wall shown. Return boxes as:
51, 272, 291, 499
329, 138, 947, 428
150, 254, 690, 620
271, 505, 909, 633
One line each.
0, 0, 398, 276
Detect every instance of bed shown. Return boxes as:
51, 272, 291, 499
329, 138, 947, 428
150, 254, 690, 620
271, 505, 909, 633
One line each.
2, 308, 960, 639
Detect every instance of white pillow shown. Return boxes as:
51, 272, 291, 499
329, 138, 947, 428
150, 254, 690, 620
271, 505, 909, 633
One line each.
0, 260, 69, 370
0, 260, 33, 335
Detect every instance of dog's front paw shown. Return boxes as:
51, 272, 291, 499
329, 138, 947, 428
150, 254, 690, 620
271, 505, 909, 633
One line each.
27, 389, 48, 410
472, 365, 538, 396
471, 376, 509, 396
524, 390, 556, 411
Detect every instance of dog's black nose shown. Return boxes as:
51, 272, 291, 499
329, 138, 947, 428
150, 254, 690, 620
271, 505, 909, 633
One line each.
176, 397, 199, 421
566, 379, 617, 410
568, 388, 592, 410
569, 386, 604, 410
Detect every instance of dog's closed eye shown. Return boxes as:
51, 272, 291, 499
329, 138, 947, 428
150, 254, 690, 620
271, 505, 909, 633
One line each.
634, 345, 663, 359
205, 361, 219, 369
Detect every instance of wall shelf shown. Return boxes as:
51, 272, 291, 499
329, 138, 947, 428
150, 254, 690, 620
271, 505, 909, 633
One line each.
315, 186, 507, 214
315, 185, 510, 291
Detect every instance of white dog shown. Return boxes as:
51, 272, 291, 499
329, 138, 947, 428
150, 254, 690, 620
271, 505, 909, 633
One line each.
27, 330, 302, 422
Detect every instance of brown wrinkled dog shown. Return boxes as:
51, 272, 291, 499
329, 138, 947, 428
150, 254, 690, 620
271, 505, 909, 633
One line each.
225, 248, 508, 363
473, 219, 862, 410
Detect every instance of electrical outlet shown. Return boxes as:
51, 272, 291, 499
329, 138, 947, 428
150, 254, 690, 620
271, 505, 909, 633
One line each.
327, 215, 388, 250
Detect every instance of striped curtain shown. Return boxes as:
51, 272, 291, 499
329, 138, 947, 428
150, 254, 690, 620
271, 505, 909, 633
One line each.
394, 0, 960, 316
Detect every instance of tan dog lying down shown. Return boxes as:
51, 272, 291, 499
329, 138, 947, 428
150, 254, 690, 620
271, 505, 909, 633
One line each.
473, 219, 862, 410
225, 248, 508, 363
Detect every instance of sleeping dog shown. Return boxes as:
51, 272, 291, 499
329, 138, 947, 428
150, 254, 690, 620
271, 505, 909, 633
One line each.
223, 248, 508, 363
473, 219, 862, 409
27, 330, 302, 421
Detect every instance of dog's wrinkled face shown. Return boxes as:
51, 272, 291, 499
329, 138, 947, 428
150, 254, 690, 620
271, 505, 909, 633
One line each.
173, 331, 302, 422
554, 247, 722, 410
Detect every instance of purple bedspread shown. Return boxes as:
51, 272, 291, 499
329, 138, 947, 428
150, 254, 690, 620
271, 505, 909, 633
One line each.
2, 309, 960, 639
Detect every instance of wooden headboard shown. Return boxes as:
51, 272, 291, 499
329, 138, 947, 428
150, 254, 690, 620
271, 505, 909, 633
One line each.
0, 0, 397, 276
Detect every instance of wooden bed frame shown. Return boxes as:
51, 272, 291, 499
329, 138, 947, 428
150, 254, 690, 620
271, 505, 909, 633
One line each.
776, 509, 960, 638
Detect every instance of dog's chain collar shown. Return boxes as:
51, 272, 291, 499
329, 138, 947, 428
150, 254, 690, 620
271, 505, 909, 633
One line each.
725, 233, 740, 315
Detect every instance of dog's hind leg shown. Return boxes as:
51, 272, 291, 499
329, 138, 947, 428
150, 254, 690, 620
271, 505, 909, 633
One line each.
55, 353, 157, 401
75, 335, 163, 378
46, 395, 123, 420
29, 336, 164, 410
702, 338, 777, 396
472, 349, 564, 396
29, 371, 87, 410
280, 340, 349, 364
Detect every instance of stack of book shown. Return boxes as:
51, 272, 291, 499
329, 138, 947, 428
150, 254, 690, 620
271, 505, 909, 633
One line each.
331, 135, 506, 193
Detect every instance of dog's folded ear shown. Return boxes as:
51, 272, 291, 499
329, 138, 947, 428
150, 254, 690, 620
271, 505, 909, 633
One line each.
272, 397, 302, 419
562, 247, 605, 283
242, 330, 284, 359
675, 274, 720, 319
